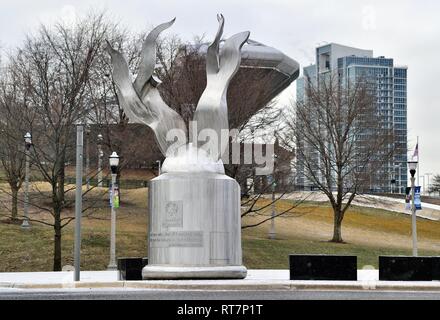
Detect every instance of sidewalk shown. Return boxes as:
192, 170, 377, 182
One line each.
2, 269, 440, 291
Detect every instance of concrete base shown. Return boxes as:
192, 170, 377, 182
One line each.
142, 265, 247, 279
107, 265, 117, 271
21, 220, 31, 229
144, 172, 246, 279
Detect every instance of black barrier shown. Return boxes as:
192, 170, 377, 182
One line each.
289, 254, 357, 281
117, 257, 148, 280
433, 257, 440, 280
379, 256, 437, 281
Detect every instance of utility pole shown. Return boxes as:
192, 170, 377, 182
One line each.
85, 126, 91, 190
74, 125, 84, 281
417, 136, 420, 187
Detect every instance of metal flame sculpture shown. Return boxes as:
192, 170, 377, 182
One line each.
105, 15, 249, 174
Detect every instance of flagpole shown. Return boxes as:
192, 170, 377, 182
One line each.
417, 136, 419, 187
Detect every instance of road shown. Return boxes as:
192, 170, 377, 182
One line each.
1, 288, 440, 300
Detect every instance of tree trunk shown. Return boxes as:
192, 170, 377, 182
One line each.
331, 209, 343, 243
53, 158, 65, 271
11, 186, 19, 221
53, 215, 62, 271
57, 160, 65, 205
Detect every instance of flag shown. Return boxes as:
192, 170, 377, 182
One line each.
412, 143, 419, 161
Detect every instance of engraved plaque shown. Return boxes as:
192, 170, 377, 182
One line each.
150, 231, 203, 248
162, 200, 183, 228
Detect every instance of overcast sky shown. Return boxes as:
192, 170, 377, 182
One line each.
1, 0, 439, 181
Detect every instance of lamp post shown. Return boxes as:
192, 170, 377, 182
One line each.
21, 132, 32, 229
85, 126, 91, 190
156, 160, 161, 176
74, 125, 84, 281
108, 151, 119, 270
408, 160, 418, 256
97, 134, 103, 188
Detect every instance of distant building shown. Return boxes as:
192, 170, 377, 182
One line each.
297, 43, 407, 193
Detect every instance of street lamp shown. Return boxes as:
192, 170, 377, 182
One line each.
108, 151, 120, 270
408, 160, 418, 256
74, 124, 84, 281
97, 134, 103, 188
21, 132, 32, 229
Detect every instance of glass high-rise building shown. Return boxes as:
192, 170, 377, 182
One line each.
296, 43, 407, 193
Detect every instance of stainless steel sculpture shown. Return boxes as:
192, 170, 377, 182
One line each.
105, 18, 187, 160
106, 15, 299, 279
106, 15, 249, 173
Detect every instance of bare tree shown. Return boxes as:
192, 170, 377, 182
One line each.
9, 13, 112, 270
0, 61, 29, 222
283, 74, 394, 243
431, 174, 440, 196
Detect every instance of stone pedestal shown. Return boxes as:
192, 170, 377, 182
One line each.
142, 173, 247, 279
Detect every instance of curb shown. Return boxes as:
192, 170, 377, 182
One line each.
4, 280, 440, 291
125, 281, 292, 291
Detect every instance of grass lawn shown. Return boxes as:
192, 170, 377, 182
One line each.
242, 237, 438, 269
1, 186, 440, 271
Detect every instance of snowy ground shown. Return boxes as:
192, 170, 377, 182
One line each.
277, 191, 440, 221
0, 269, 378, 287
